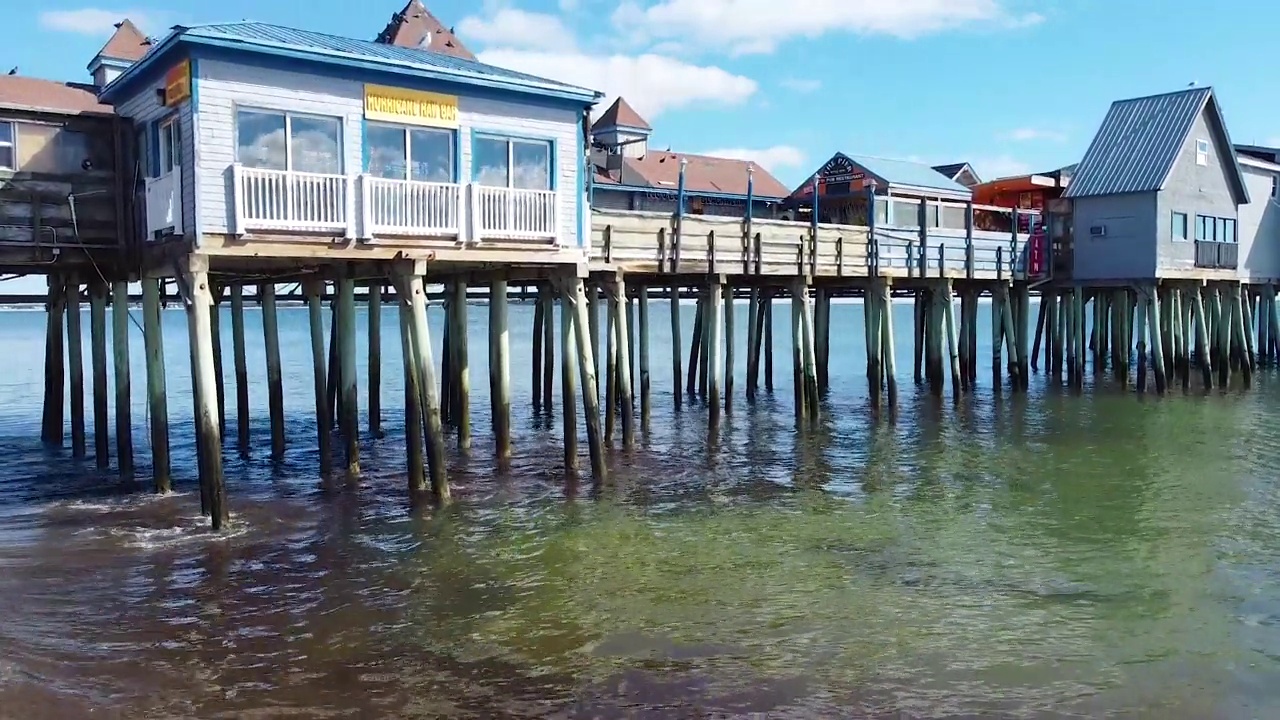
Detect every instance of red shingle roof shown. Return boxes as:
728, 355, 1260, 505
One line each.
374, 0, 475, 60
594, 97, 651, 131
0, 76, 112, 116
596, 151, 791, 199
96, 19, 151, 62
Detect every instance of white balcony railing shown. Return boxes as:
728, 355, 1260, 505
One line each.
472, 185, 557, 241
144, 170, 182, 239
362, 177, 461, 237
233, 165, 355, 236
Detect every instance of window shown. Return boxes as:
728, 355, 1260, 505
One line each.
365, 123, 454, 182
1172, 211, 1188, 241
0, 122, 13, 170
157, 115, 180, 176
473, 135, 552, 190
1196, 214, 1237, 243
1195, 138, 1210, 166
236, 108, 342, 174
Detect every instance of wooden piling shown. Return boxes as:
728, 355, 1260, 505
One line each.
1192, 286, 1213, 390
610, 275, 635, 447
708, 277, 723, 429
1135, 290, 1149, 394
141, 277, 170, 492
790, 284, 805, 420
337, 273, 360, 477
89, 281, 108, 468
698, 288, 710, 399
814, 287, 829, 393
303, 280, 332, 475
230, 284, 251, 452
604, 289, 617, 444
1147, 286, 1167, 394
542, 284, 555, 414
210, 287, 226, 438
561, 293, 579, 472
637, 283, 651, 427
368, 280, 383, 438
491, 278, 513, 461
686, 292, 702, 398
532, 288, 545, 415
41, 275, 65, 447
723, 281, 735, 413
764, 295, 775, 393
1015, 283, 1031, 390
746, 286, 760, 401
588, 282, 602, 395
111, 282, 133, 481
396, 266, 448, 501
1233, 283, 1252, 388
865, 284, 883, 411
66, 274, 85, 458
261, 282, 286, 459
913, 291, 926, 385
1031, 293, 1046, 373
398, 296, 426, 493
566, 277, 606, 482
451, 279, 471, 451
798, 280, 820, 420
187, 263, 227, 530
669, 282, 682, 411
957, 290, 972, 390
879, 281, 899, 412
943, 282, 961, 400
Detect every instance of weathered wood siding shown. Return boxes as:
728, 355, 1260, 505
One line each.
193, 59, 583, 246
114, 66, 195, 241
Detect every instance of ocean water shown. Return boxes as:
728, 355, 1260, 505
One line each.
1, 298, 1279, 718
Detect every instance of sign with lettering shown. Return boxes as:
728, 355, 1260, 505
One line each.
163, 60, 191, 107
817, 154, 866, 185
364, 85, 459, 128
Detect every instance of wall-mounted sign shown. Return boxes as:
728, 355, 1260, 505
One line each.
163, 60, 191, 107
817, 154, 868, 186
364, 85, 459, 128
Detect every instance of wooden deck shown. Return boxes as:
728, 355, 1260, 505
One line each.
588, 209, 1035, 283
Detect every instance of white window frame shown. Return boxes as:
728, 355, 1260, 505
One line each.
365, 122, 455, 183
472, 134, 553, 191
1172, 211, 1189, 242
157, 114, 180, 177
234, 106, 345, 175
0, 120, 16, 171
1195, 138, 1210, 166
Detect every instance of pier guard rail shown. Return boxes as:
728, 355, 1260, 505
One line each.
229, 165, 558, 243
590, 209, 1035, 280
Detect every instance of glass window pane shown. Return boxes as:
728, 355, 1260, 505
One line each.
16, 123, 59, 172
474, 137, 509, 187
1227, 218, 1236, 242
0, 122, 13, 145
512, 140, 550, 190
290, 116, 342, 175
237, 109, 287, 170
0, 145, 13, 170
366, 124, 407, 180
409, 128, 452, 182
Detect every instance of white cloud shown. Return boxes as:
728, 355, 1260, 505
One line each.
611, 0, 1043, 55
1005, 127, 1068, 143
558, 0, 581, 9
972, 155, 1032, 179
780, 77, 821, 93
699, 145, 806, 174
478, 48, 757, 119
39, 8, 158, 35
456, 9, 576, 52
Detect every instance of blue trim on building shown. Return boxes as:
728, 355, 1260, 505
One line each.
101, 27, 601, 110
576, 153, 585, 248
453, 129, 462, 184
190, 57, 202, 242
548, 138, 558, 192
360, 119, 370, 174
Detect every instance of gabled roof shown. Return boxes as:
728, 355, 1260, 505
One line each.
93, 19, 151, 64
594, 151, 790, 199
1065, 86, 1249, 203
594, 97, 651, 132
374, 0, 474, 60
0, 76, 113, 116
100, 21, 601, 106
795, 153, 971, 199
932, 162, 977, 183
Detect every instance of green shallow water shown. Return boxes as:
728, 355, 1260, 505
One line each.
0, 299, 1276, 718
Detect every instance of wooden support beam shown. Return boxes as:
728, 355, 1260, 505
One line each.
141, 277, 170, 493
230, 284, 250, 453
368, 280, 383, 438
112, 282, 134, 482
561, 291, 579, 473
865, 284, 882, 412
396, 266, 449, 501
89, 281, 109, 468
42, 275, 65, 446
187, 264, 227, 530
532, 288, 545, 415
399, 296, 426, 493
304, 279, 332, 475
707, 276, 723, 430
637, 283, 651, 428
723, 280, 735, 414
66, 274, 85, 458
879, 280, 898, 413
490, 278, 512, 461
451, 279, 471, 451
764, 294, 774, 393
669, 282, 682, 411
686, 292, 702, 398
609, 274, 635, 447
800, 280, 820, 420
943, 281, 961, 400
542, 285, 555, 415
745, 286, 759, 402
210, 287, 226, 438
565, 277, 606, 483
261, 282, 286, 459
337, 272, 360, 477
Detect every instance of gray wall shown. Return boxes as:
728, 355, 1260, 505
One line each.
1154, 106, 1240, 273
1071, 192, 1157, 280
113, 65, 195, 242
1238, 164, 1280, 281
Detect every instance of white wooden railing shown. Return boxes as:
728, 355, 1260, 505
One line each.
362, 177, 461, 237
233, 166, 355, 236
144, 170, 182, 239
472, 185, 557, 241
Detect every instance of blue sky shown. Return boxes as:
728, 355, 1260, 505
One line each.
2, 0, 1279, 295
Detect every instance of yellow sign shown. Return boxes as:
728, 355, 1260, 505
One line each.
364, 85, 458, 128
163, 60, 191, 107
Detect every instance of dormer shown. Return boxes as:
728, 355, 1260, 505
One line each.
591, 97, 651, 163
87, 19, 151, 88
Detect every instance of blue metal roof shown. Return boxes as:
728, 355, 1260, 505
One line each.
101, 21, 601, 105
847, 154, 972, 196
1065, 87, 1249, 202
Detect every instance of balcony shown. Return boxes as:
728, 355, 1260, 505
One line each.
228, 165, 558, 243
362, 177, 462, 237
233, 166, 356, 237
1195, 240, 1238, 270
473, 185, 557, 241
144, 170, 183, 239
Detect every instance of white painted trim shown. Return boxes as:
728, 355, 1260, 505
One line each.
1238, 154, 1280, 173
